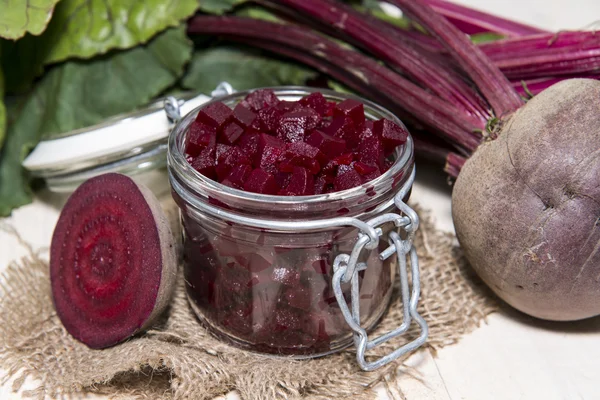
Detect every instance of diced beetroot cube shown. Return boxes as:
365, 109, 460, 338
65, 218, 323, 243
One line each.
243, 168, 279, 195
299, 92, 329, 116
306, 130, 346, 158
353, 161, 378, 176
257, 134, 285, 174
216, 149, 251, 181
191, 147, 216, 180
284, 286, 312, 311
360, 120, 375, 139
321, 153, 354, 183
334, 168, 363, 191
274, 171, 291, 188
241, 89, 280, 112
276, 119, 305, 143
276, 100, 302, 112
220, 120, 244, 144
279, 167, 315, 196
333, 152, 354, 165
232, 103, 257, 128
195, 101, 232, 129
358, 135, 385, 170
276, 108, 321, 143
325, 101, 336, 117
323, 116, 359, 149
333, 99, 365, 128
226, 164, 253, 188
363, 167, 382, 182
281, 142, 327, 172
220, 263, 252, 295
285, 108, 321, 130
216, 144, 233, 160
373, 118, 408, 155
271, 266, 301, 286
255, 106, 284, 134
187, 122, 216, 157
272, 308, 303, 332
238, 130, 260, 161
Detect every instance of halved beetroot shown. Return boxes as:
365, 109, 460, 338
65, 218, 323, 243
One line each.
50, 173, 177, 349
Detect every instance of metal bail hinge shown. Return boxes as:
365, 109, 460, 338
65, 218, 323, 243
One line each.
332, 168, 428, 371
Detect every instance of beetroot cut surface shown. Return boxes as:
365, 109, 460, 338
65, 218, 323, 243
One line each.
50, 173, 177, 349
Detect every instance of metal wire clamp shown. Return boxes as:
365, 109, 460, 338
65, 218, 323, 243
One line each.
332, 168, 429, 371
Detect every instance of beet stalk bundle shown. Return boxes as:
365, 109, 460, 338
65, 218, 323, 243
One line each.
189, 1, 600, 322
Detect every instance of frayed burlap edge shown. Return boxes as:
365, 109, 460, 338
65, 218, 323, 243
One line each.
0, 203, 497, 400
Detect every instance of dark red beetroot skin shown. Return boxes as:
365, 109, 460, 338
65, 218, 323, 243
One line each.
184, 89, 408, 196
50, 173, 177, 349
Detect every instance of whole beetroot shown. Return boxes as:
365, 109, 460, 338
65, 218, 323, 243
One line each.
452, 79, 600, 321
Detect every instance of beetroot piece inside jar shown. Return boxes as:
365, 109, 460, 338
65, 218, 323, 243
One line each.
184, 89, 408, 195
181, 90, 405, 356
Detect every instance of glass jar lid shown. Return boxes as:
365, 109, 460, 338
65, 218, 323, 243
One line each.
22, 83, 234, 192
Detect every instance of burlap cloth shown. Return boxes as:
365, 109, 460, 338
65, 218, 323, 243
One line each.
0, 200, 497, 399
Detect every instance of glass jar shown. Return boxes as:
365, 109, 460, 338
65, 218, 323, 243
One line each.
21, 83, 236, 194
168, 87, 425, 364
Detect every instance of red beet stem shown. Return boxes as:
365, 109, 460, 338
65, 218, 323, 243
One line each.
421, 0, 546, 37
512, 74, 600, 97
262, 0, 490, 126
481, 31, 600, 79
237, 39, 476, 157
387, 28, 600, 79
188, 16, 483, 152
387, 0, 524, 116
445, 152, 467, 178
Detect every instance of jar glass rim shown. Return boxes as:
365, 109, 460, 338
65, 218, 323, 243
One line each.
167, 86, 413, 210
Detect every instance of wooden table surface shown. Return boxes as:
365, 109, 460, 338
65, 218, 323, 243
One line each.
2, 1, 599, 398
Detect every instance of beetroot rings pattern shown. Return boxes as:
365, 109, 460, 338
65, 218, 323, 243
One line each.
184, 90, 408, 195
179, 90, 407, 356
